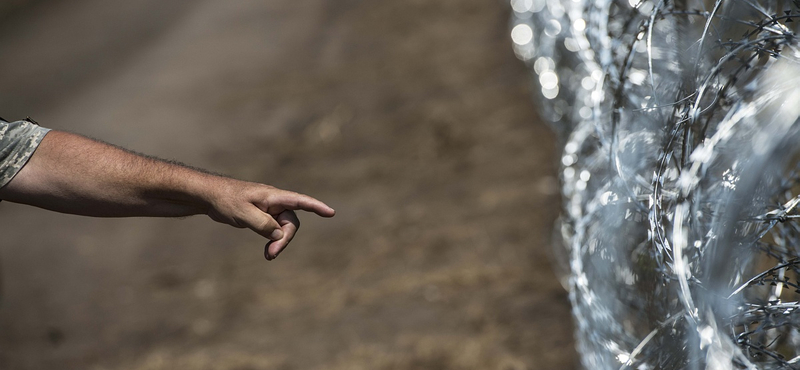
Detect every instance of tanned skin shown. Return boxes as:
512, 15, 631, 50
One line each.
0, 131, 335, 260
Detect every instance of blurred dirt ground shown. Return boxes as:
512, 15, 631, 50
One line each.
0, 1, 576, 369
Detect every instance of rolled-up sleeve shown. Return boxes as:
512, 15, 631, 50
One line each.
0, 119, 50, 188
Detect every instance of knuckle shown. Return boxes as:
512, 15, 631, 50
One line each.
264, 192, 279, 204
259, 218, 276, 231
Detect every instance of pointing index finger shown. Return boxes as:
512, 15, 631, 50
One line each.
271, 191, 335, 217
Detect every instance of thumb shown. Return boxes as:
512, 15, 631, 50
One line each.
241, 205, 284, 241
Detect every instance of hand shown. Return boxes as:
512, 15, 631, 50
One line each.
206, 179, 335, 260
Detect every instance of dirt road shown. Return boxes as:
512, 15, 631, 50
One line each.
0, 1, 576, 369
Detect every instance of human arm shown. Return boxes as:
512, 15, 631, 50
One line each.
0, 130, 335, 259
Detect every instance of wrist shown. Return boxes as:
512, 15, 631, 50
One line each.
181, 171, 236, 216
137, 163, 222, 216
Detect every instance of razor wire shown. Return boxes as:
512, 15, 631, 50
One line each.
512, 0, 800, 368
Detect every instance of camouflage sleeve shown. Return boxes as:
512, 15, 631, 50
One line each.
0, 119, 50, 188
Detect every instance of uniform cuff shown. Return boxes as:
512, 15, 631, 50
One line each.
0, 120, 51, 189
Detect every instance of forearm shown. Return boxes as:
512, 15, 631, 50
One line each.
0, 130, 219, 217
0, 128, 335, 259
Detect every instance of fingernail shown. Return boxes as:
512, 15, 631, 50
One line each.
270, 229, 284, 240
